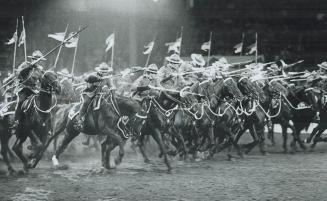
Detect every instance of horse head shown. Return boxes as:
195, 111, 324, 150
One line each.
237, 76, 259, 100
220, 75, 244, 101
41, 71, 61, 94
268, 79, 288, 98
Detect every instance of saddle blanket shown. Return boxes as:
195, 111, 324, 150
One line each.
0, 101, 16, 117
68, 103, 81, 120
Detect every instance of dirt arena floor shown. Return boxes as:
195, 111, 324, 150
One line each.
1, 129, 327, 201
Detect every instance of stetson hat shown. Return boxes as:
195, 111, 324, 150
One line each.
191, 53, 205, 67
318, 61, 327, 70
165, 53, 182, 64
146, 63, 158, 73
28, 50, 46, 61
95, 62, 113, 74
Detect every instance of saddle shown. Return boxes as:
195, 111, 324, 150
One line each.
0, 101, 16, 118
21, 95, 35, 113
68, 103, 81, 120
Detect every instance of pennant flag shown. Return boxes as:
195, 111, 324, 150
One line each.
5, 31, 17, 45
48, 32, 65, 42
18, 28, 26, 47
201, 41, 211, 51
165, 37, 181, 54
233, 42, 243, 54
246, 42, 257, 55
65, 32, 78, 48
143, 41, 154, 55
105, 33, 115, 52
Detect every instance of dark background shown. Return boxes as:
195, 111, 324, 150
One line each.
0, 0, 327, 74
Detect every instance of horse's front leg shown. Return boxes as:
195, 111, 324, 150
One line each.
12, 132, 29, 172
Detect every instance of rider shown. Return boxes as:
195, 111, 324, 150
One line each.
157, 53, 183, 90
131, 64, 159, 101
10, 50, 45, 134
76, 62, 117, 130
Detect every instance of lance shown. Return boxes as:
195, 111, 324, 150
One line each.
145, 33, 156, 67
22, 16, 27, 62
53, 24, 69, 69
148, 85, 204, 97
71, 26, 80, 76
179, 26, 183, 56
13, 18, 18, 73
30, 26, 88, 67
110, 30, 115, 70
207, 31, 212, 67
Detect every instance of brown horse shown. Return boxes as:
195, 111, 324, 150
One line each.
6, 71, 61, 173
51, 93, 140, 170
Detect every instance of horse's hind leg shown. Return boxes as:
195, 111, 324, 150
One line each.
52, 128, 79, 166
1, 131, 15, 174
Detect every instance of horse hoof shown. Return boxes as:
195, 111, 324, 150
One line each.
8, 169, 17, 176
17, 169, 27, 175
304, 139, 311, 144
114, 158, 122, 166
144, 159, 151, 164
167, 168, 172, 174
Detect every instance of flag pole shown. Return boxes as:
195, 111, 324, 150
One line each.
22, 16, 27, 62
207, 31, 212, 67
110, 30, 115, 69
240, 33, 244, 57
179, 26, 183, 56
145, 33, 156, 67
13, 18, 18, 73
71, 26, 80, 76
255, 32, 258, 64
54, 24, 69, 69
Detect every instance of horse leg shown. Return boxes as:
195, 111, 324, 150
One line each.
52, 128, 79, 167
138, 133, 151, 163
306, 124, 320, 144
171, 127, 188, 160
12, 133, 29, 172
152, 127, 172, 172
311, 128, 326, 150
281, 125, 288, 153
103, 126, 125, 166
100, 136, 109, 169
267, 120, 276, 146
246, 125, 259, 154
0, 131, 15, 174
293, 126, 307, 151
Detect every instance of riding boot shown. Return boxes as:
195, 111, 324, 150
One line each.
75, 95, 91, 131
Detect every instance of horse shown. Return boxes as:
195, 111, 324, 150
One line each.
304, 85, 327, 149
135, 91, 182, 172
196, 76, 245, 159
234, 77, 268, 155
8, 71, 61, 173
51, 92, 140, 171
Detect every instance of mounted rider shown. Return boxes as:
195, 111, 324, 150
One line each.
76, 62, 118, 131
157, 53, 184, 90
10, 50, 45, 134
131, 64, 159, 101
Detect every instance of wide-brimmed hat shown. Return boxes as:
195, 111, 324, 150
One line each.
95, 62, 113, 74
28, 50, 46, 61
165, 53, 182, 64
57, 68, 70, 77
191, 54, 205, 67
146, 63, 158, 73
318, 61, 327, 70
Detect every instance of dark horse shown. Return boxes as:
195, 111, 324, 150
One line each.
234, 77, 268, 155
1, 71, 61, 174
51, 93, 140, 171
